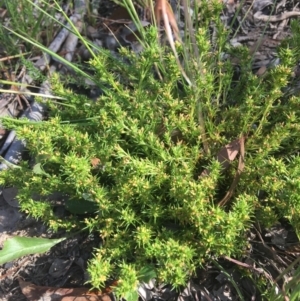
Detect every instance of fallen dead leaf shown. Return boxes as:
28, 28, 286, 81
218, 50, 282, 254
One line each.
90, 157, 101, 169
218, 136, 245, 206
48, 258, 73, 278
109, 6, 131, 21
0, 128, 7, 135
256, 66, 267, 77
18, 278, 115, 301
199, 137, 246, 206
201, 138, 242, 177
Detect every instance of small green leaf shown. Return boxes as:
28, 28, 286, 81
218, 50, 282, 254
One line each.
65, 199, 98, 214
138, 265, 156, 282
0, 236, 66, 265
32, 163, 49, 176
123, 290, 139, 301
82, 193, 94, 202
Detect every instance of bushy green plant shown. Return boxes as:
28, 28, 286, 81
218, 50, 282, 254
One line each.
2, 1, 300, 299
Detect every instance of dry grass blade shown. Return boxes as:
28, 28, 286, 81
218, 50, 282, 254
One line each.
181, 0, 199, 59
154, 0, 180, 41
0, 52, 31, 62
154, 0, 191, 85
0, 89, 66, 100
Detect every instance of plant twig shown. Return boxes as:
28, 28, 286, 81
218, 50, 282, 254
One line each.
223, 255, 274, 283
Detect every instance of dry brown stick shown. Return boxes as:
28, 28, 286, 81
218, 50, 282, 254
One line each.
254, 11, 300, 22
223, 255, 275, 283
254, 226, 289, 269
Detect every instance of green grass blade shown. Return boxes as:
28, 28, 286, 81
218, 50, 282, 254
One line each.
3, 26, 94, 82
212, 260, 245, 301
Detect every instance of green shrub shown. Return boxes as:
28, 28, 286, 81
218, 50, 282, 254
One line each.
1, 2, 300, 299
